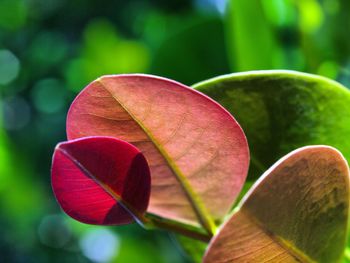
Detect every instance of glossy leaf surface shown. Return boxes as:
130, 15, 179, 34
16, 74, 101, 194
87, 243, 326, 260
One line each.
51, 136, 151, 225
204, 146, 350, 263
194, 70, 350, 179
66, 74, 249, 231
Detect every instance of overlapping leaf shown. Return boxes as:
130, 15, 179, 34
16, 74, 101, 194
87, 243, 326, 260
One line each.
194, 70, 350, 179
66, 74, 249, 233
204, 146, 350, 263
51, 136, 151, 225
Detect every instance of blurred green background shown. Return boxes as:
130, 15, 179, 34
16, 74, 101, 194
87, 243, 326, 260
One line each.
0, 0, 350, 262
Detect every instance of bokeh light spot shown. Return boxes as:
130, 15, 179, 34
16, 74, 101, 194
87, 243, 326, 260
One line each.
80, 228, 119, 263
38, 214, 72, 248
297, 0, 323, 33
195, 0, 227, 14
318, 61, 339, 79
29, 32, 68, 67
262, 0, 296, 27
0, 50, 20, 85
31, 78, 66, 114
2, 96, 30, 130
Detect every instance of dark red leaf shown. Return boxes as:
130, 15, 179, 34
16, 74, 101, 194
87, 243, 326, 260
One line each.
51, 136, 151, 225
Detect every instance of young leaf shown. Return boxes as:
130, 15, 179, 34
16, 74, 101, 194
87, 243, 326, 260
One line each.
66, 74, 249, 233
204, 146, 350, 263
194, 70, 350, 179
51, 136, 151, 225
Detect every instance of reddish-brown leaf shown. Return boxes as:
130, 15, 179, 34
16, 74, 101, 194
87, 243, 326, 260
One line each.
66, 74, 249, 233
51, 136, 151, 225
204, 146, 350, 263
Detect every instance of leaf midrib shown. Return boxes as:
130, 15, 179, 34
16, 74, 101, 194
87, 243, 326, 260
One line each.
58, 146, 144, 223
241, 210, 316, 263
97, 78, 217, 235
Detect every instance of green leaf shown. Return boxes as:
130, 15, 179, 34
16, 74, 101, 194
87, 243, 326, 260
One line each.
226, 0, 285, 71
194, 70, 350, 179
151, 16, 230, 85
204, 146, 350, 263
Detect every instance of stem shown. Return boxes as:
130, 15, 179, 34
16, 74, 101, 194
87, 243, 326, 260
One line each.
139, 214, 212, 242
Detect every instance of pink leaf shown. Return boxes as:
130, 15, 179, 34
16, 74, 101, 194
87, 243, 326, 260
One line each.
66, 74, 249, 232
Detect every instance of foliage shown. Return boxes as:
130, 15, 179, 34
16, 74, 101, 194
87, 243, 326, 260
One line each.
64, 74, 249, 236
1, 0, 350, 262
52, 73, 350, 262
204, 146, 349, 263
194, 70, 350, 180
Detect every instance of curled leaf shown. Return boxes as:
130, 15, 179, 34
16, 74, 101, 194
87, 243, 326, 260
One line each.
204, 146, 350, 263
66, 74, 249, 233
51, 136, 151, 225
